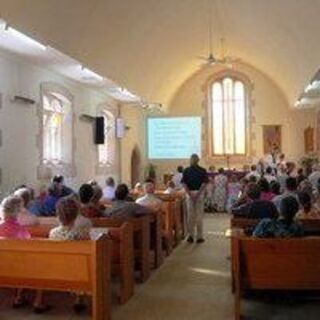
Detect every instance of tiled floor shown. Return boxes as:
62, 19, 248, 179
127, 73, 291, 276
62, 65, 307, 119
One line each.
1, 215, 320, 319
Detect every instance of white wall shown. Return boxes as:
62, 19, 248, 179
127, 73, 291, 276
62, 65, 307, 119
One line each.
0, 50, 120, 197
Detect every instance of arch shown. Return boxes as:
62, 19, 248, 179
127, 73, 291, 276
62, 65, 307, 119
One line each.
37, 82, 76, 180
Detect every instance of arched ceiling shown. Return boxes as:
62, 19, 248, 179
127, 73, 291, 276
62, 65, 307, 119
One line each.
0, 0, 319, 107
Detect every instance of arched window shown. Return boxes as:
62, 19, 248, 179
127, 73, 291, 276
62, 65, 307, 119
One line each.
39, 83, 75, 179
43, 93, 72, 163
98, 110, 115, 166
210, 77, 247, 156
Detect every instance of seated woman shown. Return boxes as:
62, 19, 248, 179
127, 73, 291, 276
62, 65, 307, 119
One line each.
296, 192, 320, 220
50, 197, 90, 240
49, 197, 91, 312
0, 195, 31, 239
258, 178, 276, 201
14, 188, 39, 226
253, 196, 303, 238
0, 195, 46, 312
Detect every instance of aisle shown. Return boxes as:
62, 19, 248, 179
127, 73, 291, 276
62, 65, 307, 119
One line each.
113, 214, 233, 320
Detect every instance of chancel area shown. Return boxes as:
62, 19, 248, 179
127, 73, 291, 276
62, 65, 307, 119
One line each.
1, 0, 320, 319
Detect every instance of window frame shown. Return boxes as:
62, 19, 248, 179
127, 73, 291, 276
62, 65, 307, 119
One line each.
37, 82, 76, 180
207, 71, 252, 161
95, 103, 119, 176
97, 109, 116, 167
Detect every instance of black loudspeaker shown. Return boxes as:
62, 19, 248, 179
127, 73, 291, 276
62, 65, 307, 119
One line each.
95, 117, 105, 144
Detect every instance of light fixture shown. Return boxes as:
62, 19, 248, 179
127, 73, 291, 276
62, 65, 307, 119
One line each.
5, 25, 46, 51
80, 66, 104, 82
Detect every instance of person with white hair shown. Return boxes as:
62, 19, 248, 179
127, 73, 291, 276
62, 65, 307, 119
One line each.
0, 195, 31, 239
136, 179, 163, 211
14, 188, 39, 226
308, 165, 320, 190
0, 195, 48, 312
103, 176, 116, 201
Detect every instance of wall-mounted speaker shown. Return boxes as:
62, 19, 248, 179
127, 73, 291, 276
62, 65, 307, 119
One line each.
95, 116, 105, 144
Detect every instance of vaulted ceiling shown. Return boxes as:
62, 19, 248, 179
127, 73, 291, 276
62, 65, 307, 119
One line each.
0, 0, 319, 107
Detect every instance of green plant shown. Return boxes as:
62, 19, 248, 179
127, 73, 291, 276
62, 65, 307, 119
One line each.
145, 163, 157, 179
300, 153, 319, 174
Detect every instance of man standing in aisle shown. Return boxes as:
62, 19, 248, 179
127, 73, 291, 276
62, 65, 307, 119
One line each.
182, 154, 208, 243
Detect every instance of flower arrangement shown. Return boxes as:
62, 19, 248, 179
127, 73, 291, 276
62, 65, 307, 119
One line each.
300, 153, 319, 175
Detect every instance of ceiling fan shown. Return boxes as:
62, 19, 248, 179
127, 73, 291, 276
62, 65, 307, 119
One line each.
197, 38, 239, 67
197, 0, 239, 67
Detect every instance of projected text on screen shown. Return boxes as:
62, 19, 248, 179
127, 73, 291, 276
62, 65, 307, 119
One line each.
148, 117, 201, 159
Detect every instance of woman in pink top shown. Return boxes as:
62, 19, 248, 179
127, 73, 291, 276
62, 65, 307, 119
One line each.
258, 178, 276, 201
0, 195, 48, 312
0, 195, 31, 239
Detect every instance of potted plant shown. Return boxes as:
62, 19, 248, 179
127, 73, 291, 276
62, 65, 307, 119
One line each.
145, 163, 157, 180
300, 153, 319, 176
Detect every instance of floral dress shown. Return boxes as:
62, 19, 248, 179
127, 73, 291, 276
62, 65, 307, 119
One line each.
213, 174, 228, 212
226, 182, 242, 212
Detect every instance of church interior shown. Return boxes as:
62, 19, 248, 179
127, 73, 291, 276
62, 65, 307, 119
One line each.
0, 0, 320, 319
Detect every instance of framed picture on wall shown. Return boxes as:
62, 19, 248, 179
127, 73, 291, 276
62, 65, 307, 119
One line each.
317, 110, 320, 152
304, 126, 314, 154
263, 125, 282, 154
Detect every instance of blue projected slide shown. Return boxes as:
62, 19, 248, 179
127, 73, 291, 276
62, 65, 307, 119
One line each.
147, 117, 201, 159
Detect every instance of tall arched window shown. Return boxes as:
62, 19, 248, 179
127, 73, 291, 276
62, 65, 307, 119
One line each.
98, 110, 115, 166
42, 92, 72, 163
38, 82, 76, 180
210, 77, 247, 156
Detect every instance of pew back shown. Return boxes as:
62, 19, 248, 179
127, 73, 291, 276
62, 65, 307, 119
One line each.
231, 217, 320, 235
233, 236, 320, 320
0, 235, 111, 320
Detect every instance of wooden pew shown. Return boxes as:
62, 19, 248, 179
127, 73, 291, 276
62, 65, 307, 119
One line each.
91, 216, 152, 282
27, 220, 134, 304
232, 236, 320, 320
231, 217, 320, 236
230, 217, 259, 230
0, 234, 111, 320
156, 193, 184, 250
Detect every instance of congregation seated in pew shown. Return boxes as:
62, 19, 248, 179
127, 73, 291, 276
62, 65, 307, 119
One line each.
105, 184, 154, 219
232, 183, 278, 219
0, 195, 46, 312
253, 196, 303, 238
